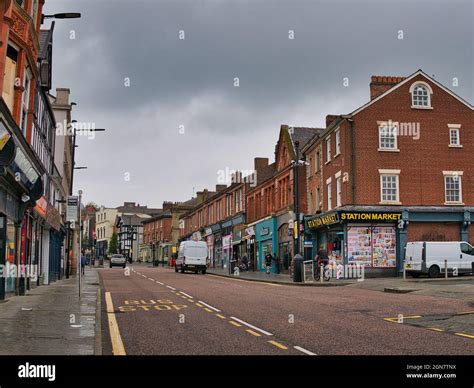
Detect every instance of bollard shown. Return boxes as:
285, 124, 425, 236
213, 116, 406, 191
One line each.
445, 259, 448, 279
320, 264, 324, 284
403, 259, 406, 281
292, 254, 303, 282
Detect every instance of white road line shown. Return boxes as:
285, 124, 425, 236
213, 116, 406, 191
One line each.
166, 286, 176, 290
197, 301, 220, 312
148, 277, 154, 281
294, 346, 317, 356
156, 281, 164, 285
179, 291, 194, 299
229, 316, 272, 336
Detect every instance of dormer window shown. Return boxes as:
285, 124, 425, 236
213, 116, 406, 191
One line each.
410, 81, 433, 109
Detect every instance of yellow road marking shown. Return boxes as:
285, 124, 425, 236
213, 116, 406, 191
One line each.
428, 328, 445, 332
229, 320, 242, 327
195, 303, 203, 307
105, 292, 126, 356
384, 315, 422, 322
246, 329, 262, 337
454, 332, 474, 339
456, 311, 474, 315
268, 340, 288, 350
204, 308, 213, 313
216, 314, 226, 319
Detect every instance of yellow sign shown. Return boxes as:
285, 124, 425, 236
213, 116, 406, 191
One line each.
0, 132, 10, 151
307, 212, 339, 229
340, 212, 401, 222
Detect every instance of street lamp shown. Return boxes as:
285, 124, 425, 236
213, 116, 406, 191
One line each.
41, 13, 81, 24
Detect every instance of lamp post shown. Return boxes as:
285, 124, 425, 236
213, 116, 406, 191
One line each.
293, 140, 300, 256
77, 189, 82, 298
41, 12, 81, 24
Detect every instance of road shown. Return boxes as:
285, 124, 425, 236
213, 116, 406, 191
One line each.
98, 264, 474, 355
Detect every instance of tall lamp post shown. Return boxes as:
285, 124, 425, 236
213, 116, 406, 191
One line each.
293, 141, 300, 256
77, 189, 83, 298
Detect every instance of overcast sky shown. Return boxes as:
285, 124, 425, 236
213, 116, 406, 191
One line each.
43, 0, 473, 209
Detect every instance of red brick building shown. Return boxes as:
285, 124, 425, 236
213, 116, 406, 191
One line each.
246, 125, 322, 273
303, 69, 473, 275
180, 176, 248, 270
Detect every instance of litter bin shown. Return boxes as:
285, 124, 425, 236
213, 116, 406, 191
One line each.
293, 254, 304, 282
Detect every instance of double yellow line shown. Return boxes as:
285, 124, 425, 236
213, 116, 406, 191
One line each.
105, 292, 126, 355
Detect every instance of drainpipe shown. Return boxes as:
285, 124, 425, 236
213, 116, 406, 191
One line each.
342, 116, 356, 204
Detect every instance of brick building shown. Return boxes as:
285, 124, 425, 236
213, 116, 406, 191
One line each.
303, 69, 473, 276
246, 125, 322, 273
180, 176, 248, 271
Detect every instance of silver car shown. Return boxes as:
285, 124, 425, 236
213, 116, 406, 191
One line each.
109, 254, 127, 268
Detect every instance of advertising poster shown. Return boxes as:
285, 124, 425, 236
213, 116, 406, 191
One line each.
347, 227, 372, 266
372, 227, 397, 268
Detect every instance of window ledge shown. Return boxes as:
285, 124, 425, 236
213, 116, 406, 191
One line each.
325, 160, 331, 165
379, 201, 402, 205
444, 202, 465, 206
411, 105, 433, 110
448, 144, 463, 148
378, 148, 400, 152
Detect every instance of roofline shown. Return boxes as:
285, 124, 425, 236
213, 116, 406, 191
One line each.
350, 69, 473, 117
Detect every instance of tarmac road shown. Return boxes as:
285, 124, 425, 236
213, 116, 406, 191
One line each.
99, 264, 474, 355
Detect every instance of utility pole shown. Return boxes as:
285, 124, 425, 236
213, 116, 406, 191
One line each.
294, 140, 300, 256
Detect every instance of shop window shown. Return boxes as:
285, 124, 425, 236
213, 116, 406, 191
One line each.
444, 174, 462, 204
347, 226, 396, 268
20, 68, 32, 135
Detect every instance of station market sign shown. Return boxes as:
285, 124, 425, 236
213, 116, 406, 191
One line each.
307, 211, 402, 229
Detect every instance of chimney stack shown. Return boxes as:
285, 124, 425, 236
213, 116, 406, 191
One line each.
215, 184, 227, 192
369, 75, 406, 100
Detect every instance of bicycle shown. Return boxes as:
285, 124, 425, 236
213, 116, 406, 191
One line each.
314, 260, 331, 281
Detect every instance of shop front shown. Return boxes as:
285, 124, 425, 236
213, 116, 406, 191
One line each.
0, 107, 44, 299
255, 217, 277, 273
277, 213, 294, 274
306, 209, 402, 276
243, 225, 256, 271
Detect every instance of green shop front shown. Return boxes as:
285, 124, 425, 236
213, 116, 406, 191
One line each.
305, 209, 402, 276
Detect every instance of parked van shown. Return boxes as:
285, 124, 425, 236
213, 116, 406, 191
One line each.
175, 240, 208, 274
405, 241, 474, 278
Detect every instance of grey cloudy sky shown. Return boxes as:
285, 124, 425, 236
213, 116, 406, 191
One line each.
44, 0, 473, 208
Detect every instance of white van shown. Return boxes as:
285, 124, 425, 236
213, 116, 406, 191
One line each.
405, 241, 474, 278
175, 240, 208, 274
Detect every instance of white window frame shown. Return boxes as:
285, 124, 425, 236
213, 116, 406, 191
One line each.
334, 129, 341, 157
443, 171, 463, 205
409, 81, 433, 109
325, 136, 331, 164
335, 171, 342, 207
326, 177, 332, 210
378, 169, 401, 204
378, 121, 399, 152
20, 67, 32, 136
448, 124, 462, 148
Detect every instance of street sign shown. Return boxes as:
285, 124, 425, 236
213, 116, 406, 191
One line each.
66, 196, 78, 222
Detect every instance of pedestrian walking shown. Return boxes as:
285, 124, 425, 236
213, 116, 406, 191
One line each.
81, 252, 86, 275
264, 251, 273, 274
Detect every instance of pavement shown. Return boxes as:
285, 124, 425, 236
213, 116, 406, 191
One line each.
98, 263, 474, 355
0, 267, 101, 355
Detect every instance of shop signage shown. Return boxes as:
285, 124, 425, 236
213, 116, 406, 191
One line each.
307, 212, 339, 229
340, 212, 402, 222
244, 226, 255, 239
66, 196, 78, 222
260, 226, 270, 236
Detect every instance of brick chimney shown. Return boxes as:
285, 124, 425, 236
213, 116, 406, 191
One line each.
254, 157, 269, 173
369, 75, 406, 100
215, 184, 227, 192
326, 114, 339, 127
55, 88, 71, 106
162, 201, 173, 211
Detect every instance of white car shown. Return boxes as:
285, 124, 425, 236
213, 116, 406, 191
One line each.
405, 241, 474, 278
109, 254, 127, 268
175, 240, 208, 274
